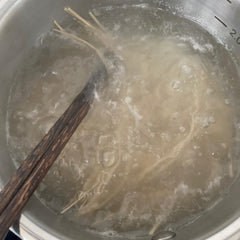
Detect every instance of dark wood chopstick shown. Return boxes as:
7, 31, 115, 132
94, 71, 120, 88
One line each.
0, 66, 107, 239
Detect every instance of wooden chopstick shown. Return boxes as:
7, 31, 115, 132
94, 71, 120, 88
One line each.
0, 66, 107, 239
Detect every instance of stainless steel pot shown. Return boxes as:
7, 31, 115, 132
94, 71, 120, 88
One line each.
1, 0, 240, 239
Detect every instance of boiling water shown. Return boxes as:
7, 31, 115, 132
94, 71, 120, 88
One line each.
6, 5, 240, 238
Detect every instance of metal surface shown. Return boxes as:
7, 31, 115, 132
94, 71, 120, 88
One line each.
0, 0, 240, 239
151, 231, 176, 240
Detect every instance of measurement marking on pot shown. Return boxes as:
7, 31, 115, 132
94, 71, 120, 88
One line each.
214, 15, 240, 45
229, 29, 240, 44
214, 16, 227, 28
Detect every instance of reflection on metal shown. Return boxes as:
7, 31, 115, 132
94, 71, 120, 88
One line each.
151, 231, 176, 240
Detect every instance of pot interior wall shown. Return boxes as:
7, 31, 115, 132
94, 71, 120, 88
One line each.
1, 0, 240, 239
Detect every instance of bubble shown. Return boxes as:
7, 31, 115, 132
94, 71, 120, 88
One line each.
179, 126, 186, 133
99, 148, 118, 168
171, 80, 181, 91
225, 98, 231, 105
161, 132, 171, 142
206, 88, 214, 95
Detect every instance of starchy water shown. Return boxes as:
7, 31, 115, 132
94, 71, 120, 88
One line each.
6, 5, 240, 238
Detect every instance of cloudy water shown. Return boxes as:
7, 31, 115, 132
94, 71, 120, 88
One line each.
6, 4, 240, 238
